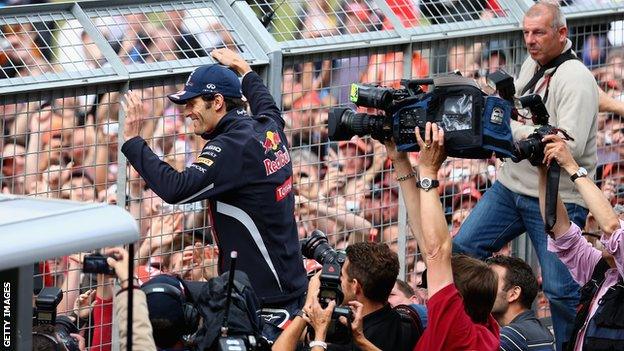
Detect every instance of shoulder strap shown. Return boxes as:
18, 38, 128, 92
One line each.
520, 49, 578, 96
590, 258, 612, 284
393, 304, 424, 336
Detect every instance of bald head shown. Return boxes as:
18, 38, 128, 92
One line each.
525, 2, 566, 29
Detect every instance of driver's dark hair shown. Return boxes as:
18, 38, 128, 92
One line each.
201, 94, 247, 112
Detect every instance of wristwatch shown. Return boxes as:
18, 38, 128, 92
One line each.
416, 177, 440, 191
570, 167, 588, 182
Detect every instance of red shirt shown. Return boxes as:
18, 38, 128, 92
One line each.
415, 284, 500, 351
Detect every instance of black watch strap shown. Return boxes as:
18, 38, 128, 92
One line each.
416, 178, 440, 191
570, 167, 588, 182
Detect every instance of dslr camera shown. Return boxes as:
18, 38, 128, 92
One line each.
328, 71, 516, 159
301, 230, 353, 343
83, 253, 115, 275
33, 287, 81, 351
509, 93, 573, 166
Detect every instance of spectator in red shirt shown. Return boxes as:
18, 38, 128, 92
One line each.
386, 122, 499, 351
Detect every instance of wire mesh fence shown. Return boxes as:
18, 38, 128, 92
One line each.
1, 0, 624, 348
85, 1, 253, 72
0, 9, 118, 90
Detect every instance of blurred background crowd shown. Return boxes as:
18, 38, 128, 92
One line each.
1, 0, 623, 347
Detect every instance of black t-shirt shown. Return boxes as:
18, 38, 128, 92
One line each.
327, 304, 419, 351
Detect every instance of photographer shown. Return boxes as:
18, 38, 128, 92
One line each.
539, 135, 624, 350
121, 47, 307, 340
103, 247, 157, 350
32, 323, 86, 351
453, 2, 599, 348
273, 242, 419, 351
388, 122, 499, 350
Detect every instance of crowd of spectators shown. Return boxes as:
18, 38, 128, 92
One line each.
1, 0, 624, 349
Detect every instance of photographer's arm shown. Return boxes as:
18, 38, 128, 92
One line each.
106, 247, 157, 351
272, 315, 307, 351
543, 135, 620, 237
537, 165, 571, 239
539, 136, 607, 286
385, 141, 426, 261
414, 123, 452, 298
273, 272, 322, 351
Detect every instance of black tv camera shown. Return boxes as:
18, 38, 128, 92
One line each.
328, 71, 516, 159
301, 230, 354, 344
33, 287, 80, 351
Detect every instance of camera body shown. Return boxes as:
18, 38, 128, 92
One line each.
328, 73, 516, 159
83, 253, 115, 275
301, 230, 353, 344
33, 287, 80, 351
510, 94, 559, 166
301, 230, 347, 309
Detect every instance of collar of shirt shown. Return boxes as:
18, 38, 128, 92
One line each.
202, 108, 248, 140
509, 309, 538, 325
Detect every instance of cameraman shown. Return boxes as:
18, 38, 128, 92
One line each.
104, 247, 157, 350
273, 242, 419, 351
32, 324, 86, 351
453, 2, 599, 348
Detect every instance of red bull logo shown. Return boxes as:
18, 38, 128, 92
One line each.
262, 131, 282, 154
264, 149, 290, 176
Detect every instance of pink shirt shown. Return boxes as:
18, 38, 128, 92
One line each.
547, 220, 624, 351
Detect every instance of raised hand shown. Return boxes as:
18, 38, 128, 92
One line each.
210, 48, 251, 76
121, 90, 144, 141
72, 289, 96, 320
542, 134, 578, 174
104, 247, 130, 287
415, 122, 446, 173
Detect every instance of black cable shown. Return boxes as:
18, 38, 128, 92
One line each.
127, 243, 135, 351
260, 0, 288, 28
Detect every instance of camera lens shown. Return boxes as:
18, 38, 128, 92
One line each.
352, 85, 394, 110
511, 137, 542, 163
55, 315, 80, 351
301, 230, 344, 266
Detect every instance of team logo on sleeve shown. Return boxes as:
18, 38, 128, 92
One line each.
262, 131, 282, 154
262, 130, 290, 176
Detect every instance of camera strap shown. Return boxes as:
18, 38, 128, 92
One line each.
545, 161, 562, 233
521, 49, 579, 104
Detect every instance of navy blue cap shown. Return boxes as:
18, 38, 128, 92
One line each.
168, 64, 242, 104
